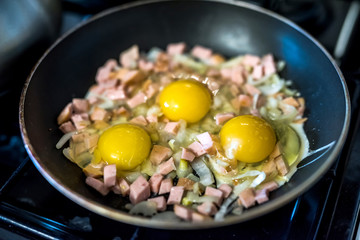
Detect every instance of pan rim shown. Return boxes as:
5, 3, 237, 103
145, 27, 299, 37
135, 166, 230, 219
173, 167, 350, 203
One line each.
19, 0, 351, 229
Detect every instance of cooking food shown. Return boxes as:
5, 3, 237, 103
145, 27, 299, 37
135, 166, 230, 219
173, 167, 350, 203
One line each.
56, 43, 309, 222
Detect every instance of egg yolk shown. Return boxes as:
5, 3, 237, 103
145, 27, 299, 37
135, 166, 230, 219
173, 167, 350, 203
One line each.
159, 79, 212, 123
220, 115, 276, 163
97, 124, 151, 170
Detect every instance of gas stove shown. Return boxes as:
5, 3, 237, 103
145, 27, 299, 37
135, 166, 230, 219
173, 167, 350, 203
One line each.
1, 1, 360, 239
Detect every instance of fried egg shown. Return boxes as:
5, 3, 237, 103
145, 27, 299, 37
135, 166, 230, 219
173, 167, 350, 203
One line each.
159, 79, 212, 123
97, 124, 151, 170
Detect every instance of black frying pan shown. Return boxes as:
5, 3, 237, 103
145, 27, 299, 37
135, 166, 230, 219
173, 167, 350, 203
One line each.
19, 0, 350, 229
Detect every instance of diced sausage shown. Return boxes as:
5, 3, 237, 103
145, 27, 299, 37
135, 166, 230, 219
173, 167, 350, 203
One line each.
177, 178, 195, 191
191, 45, 212, 60
192, 212, 211, 222
149, 145, 173, 165
120, 45, 139, 69
262, 54, 276, 76
205, 186, 224, 206
238, 188, 256, 208
187, 141, 206, 157
83, 163, 104, 178
215, 112, 235, 125
282, 97, 300, 107
129, 175, 150, 204
238, 94, 252, 107
99, 78, 119, 89
197, 201, 218, 216
262, 159, 277, 176
148, 173, 164, 194
173, 204, 192, 221
274, 155, 289, 176
122, 70, 145, 86
244, 84, 261, 96
59, 121, 76, 133
138, 59, 154, 72
242, 54, 261, 67
252, 65, 263, 79
71, 114, 90, 130
106, 86, 127, 101
164, 122, 181, 135
145, 83, 159, 99
157, 157, 176, 175
181, 148, 195, 162
261, 181, 279, 192
255, 188, 269, 204
127, 91, 147, 108
84, 134, 99, 150
146, 114, 158, 123
220, 68, 232, 80
269, 143, 281, 160
72, 99, 89, 114
103, 164, 117, 188
167, 186, 185, 205
218, 184, 233, 198
148, 196, 167, 211
231, 66, 245, 85
196, 132, 214, 153
129, 115, 148, 126
57, 103, 73, 125
74, 142, 87, 156
158, 178, 173, 194
167, 42, 186, 55
85, 177, 109, 196
90, 107, 111, 122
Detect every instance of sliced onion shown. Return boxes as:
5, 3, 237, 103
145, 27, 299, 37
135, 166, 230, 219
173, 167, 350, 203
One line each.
129, 201, 157, 217
56, 131, 76, 149
190, 158, 214, 186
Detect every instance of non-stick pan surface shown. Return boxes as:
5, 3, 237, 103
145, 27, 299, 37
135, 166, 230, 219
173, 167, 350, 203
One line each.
20, 0, 350, 229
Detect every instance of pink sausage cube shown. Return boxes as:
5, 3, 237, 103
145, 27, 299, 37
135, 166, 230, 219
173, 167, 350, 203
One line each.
215, 112, 235, 125
244, 84, 261, 96
72, 98, 89, 113
252, 65, 264, 79
85, 177, 109, 196
158, 178, 173, 194
218, 184, 233, 198
129, 175, 150, 204
103, 164, 117, 188
187, 141, 206, 157
192, 212, 211, 222
167, 186, 185, 205
148, 196, 167, 211
231, 66, 245, 85
167, 42, 186, 55
164, 122, 181, 135
174, 204, 192, 221
196, 132, 214, 151
242, 54, 261, 67
148, 173, 164, 194
106, 86, 127, 101
71, 113, 90, 130
129, 115, 148, 126
197, 201, 218, 216
238, 188, 256, 208
127, 91, 147, 108
57, 103, 73, 125
157, 157, 176, 175
261, 181, 279, 192
238, 94, 252, 107
59, 121, 76, 133
146, 114, 158, 123
120, 45, 139, 69
90, 107, 111, 122
138, 59, 154, 72
149, 145, 173, 165
255, 188, 269, 204
181, 148, 195, 162
275, 155, 289, 176
191, 45, 212, 60
205, 186, 224, 206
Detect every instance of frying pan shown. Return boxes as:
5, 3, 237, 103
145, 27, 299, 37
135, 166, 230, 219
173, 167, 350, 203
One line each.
19, 0, 350, 229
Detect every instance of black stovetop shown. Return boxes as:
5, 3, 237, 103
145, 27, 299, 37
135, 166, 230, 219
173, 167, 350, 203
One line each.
1, 1, 360, 239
